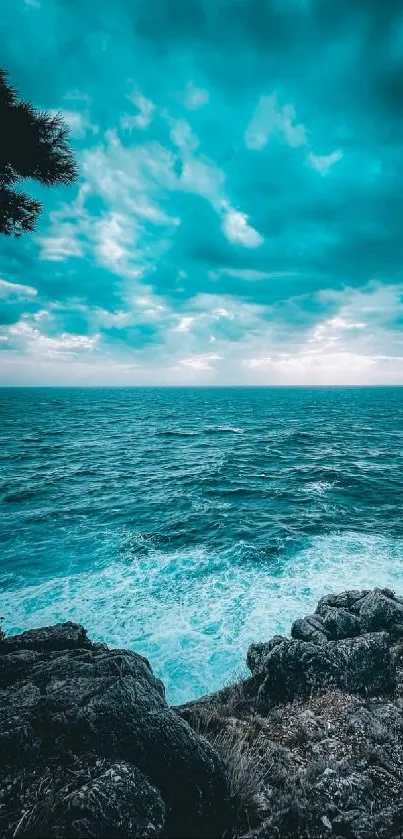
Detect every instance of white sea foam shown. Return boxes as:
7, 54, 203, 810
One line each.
3, 531, 403, 704
205, 426, 245, 434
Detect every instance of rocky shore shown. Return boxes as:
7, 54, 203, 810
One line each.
2, 587, 403, 837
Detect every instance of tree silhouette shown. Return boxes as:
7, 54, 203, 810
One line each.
0, 70, 78, 236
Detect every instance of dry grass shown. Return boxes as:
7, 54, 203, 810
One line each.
212, 727, 272, 837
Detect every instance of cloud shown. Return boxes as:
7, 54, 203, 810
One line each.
183, 81, 210, 110
3, 317, 98, 358
50, 109, 98, 139
245, 94, 307, 151
1, 0, 403, 383
221, 205, 263, 248
0, 279, 37, 299
173, 316, 196, 332
307, 150, 343, 175
126, 90, 155, 129
179, 352, 222, 370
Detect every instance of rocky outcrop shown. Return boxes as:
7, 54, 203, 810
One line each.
0, 623, 228, 838
179, 588, 403, 839
3, 587, 403, 838
291, 587, 403, 644
247, 631, 395, 709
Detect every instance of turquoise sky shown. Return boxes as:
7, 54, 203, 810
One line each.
1, 0, 403, 384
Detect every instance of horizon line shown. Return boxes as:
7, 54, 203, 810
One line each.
1, 384, 403, 390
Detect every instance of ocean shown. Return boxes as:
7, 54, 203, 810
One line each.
1, 386, 403, 703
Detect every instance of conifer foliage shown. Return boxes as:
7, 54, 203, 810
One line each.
0, 70, 77, 235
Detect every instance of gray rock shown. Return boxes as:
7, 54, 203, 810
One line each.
254, 632, 395, 711
316, 591, 370, 616
247, 636, 286, 672
256, 639, 337, 708
358, 589, 403, 634
292, 607, 361, 645
333, 632, 395, 696
0, 622, 93, 653
13, 761, 165, 838
321, 607, 361, 641
291, 615, 328, 644
0, 623, 229, 839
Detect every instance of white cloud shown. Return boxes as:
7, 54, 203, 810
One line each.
5, 319, 98, 358
48, 108, 98, 139
39, 230, 84, 261
245, 94, 307, 151
308, 315, 367, 347
245, 94, 345, 178
240, 283, 403, 385
307, 150, 343, 175
62, 110, 98, 138
0, 279, 37, 298
95, 310, 134, 329
173, 316, 195, 333
280, 104, 308, 148
2, 281, 403, 385
33, 309, 49, 321
38, 184, 90, 262
170, 119, 199, 152
39, 112, 262, 284
212, 308, 235, 320
183, 81, 210, 110
242, 350, 403, 384
94, 212, 143, 277
126, 91, 155, 129
63, 90, 92, 106
221, 206, 263, 248
179, 353, 222, 370
244, 356, 274, 369
222, 268, 300, 281
180, 156, 224, 197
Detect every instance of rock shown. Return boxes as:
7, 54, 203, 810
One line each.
332, 809, 370, 838
315, 588, 403, 640
246, 636, 286, 672
321, 607, 361, 641
294, 589, 403, 650
0, 624, 229, 839
12, 761, 165, 838
334, 632, 395, 696
292, 608, 361, 644
252, 632, 395, 711
3, 588, 403, 839
0, 622, 93, 653
358, 589, 403, 634
183, 587, 403, 839
316, 591, 370, 616
256, 639, 337, 708
291, 615, 328, 644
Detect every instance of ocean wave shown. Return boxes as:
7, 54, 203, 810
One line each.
204, 426, 245, 435
2, 387, 403, 703
2, 531, 403, 705
155, 429, 199, 437
3, 488, 39, 503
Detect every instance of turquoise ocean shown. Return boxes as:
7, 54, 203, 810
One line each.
1, 386, 402, 703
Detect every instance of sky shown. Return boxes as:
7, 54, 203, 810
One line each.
1, 0, 403, 385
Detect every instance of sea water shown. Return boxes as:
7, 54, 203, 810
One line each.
1, 386, 402, 703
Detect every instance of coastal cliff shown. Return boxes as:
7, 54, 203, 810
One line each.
2, 587, 403, 838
